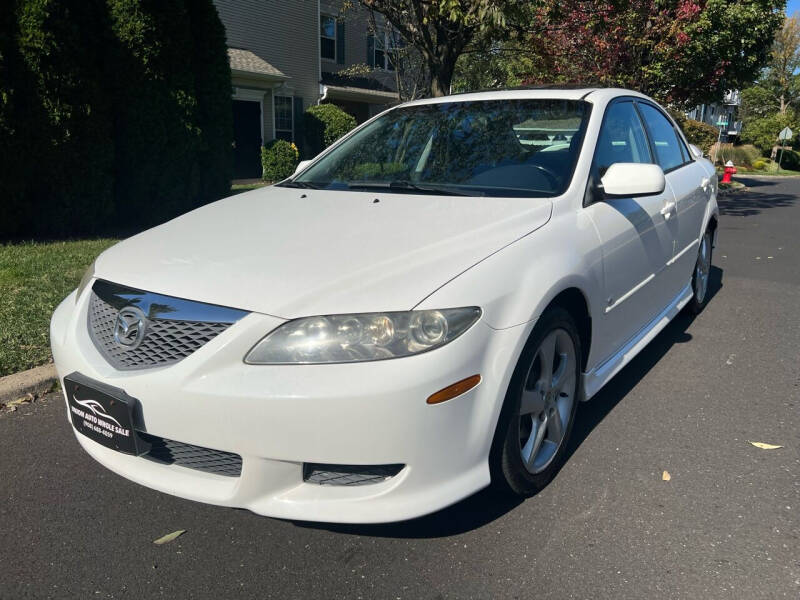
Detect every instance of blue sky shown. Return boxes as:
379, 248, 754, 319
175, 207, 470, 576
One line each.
787, 0, 800, 16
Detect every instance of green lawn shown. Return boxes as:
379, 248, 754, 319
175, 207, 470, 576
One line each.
231, 182, 269, 195
718, 167, 800, 177
0, 239, 117, 377
0, 183, 269, 377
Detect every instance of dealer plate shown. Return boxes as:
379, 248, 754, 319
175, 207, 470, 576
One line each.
64, 373, 143, 455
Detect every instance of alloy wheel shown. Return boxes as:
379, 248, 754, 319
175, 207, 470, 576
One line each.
695, 233, 711, 303
518, 328, 577, 474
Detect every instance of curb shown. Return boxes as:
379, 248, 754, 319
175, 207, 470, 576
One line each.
0, 364, 58, 406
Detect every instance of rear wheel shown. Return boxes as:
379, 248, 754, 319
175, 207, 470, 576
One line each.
491, 307, 581, 496
686, 228, 713, 314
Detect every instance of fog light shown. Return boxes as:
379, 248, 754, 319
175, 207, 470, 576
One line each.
426, 374, 481, 405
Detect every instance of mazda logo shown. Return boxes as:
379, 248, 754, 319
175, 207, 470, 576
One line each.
114, 306, 147, 349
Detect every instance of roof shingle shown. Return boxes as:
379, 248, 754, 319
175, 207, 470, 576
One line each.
228, 48, 287, 79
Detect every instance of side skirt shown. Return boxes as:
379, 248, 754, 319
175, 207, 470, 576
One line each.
581, 283, 693, 401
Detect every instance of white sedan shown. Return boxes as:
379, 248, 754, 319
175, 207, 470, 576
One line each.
51, 88, 718, 523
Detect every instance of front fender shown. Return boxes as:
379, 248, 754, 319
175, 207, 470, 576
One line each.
415, 208, 604, 357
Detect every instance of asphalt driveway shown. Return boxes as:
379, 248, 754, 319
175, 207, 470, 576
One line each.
1, 176, 798, 599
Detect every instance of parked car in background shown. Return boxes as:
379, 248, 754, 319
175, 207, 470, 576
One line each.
51, 88, 718, 523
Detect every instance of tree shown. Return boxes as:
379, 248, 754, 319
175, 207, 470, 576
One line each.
0, 0, 233, 239
522, 0, 783, 108
360, 0, 517, 97
740, 109, 798, 154
739, 14, 800, 159
763, 14, 800, 114
452, 41, 537, 93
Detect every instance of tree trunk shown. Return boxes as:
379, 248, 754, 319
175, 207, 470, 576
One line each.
428, 53, 457, 97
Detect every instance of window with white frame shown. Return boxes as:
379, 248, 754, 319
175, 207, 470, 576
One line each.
321, 15, 337, 61
373, 30, 400, 71
274, 96, 293, 142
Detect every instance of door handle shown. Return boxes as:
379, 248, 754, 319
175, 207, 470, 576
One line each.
660, 201, 676, 219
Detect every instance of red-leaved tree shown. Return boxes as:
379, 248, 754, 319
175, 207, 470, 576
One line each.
525, 0, 782, 107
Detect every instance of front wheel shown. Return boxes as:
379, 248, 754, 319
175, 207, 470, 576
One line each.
491, 307, 581, 496
686, 229, 713, 315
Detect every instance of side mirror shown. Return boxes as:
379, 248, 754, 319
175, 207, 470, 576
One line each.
600, 163, 666, 198
293, 159, 312, 176
688, 144, 704, 159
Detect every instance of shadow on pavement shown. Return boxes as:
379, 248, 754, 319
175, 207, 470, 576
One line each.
564, 265, 722, 465
294, 267, 724, 539
733, 176, 778, 188
719, 179, 796, 217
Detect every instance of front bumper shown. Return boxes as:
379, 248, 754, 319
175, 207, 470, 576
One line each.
51, 288, 530, 523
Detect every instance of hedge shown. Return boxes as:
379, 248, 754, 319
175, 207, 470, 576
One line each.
262, 140, 299, 181
681, 119, 718, 155
713, 143, 761, 167
303, 103, 357, 157
0, 0, 232, 239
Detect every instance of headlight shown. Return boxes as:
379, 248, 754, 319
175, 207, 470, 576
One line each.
245, 307, 481, 364
75, 260, 96, 303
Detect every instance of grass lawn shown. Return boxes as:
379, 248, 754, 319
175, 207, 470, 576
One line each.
718, 167, 800, 177
0, 182, 269, 378
0, 239, 117, 377
231, 182, 269, 195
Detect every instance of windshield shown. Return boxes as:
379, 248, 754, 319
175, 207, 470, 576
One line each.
286, 99, 590, 197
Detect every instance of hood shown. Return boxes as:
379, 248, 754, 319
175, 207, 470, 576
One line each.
95, 186, 552, 318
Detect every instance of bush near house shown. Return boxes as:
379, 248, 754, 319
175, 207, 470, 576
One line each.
711, 143, 762, 167
0, 0, 232, 240
681, 119, 718, 155
668, 111, 719, 156
776, 148, 800, 170
303, 104, 357, 157
261, 140, 299, 182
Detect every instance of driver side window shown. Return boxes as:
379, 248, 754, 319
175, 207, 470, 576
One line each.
586, 101, 653, 204
593, 101, 652, 178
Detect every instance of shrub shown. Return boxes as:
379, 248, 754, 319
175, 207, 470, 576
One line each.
303, 103, 357, 157
261, 140, 299, 181
0, 0, 232, 239
777, 148, 800, 170
713, 143, 762, 167
350, 162, 408, 180
752, 159, 767, 170
681, 119, 718, 155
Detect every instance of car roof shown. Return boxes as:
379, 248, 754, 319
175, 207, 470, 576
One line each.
401, 87, 652, 107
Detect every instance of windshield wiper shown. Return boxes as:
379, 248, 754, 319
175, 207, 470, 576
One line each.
347, 180, 484, 197
277, 180, 324, 189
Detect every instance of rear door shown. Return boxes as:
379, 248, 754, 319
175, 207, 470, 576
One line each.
585, 100, 678, 361
637, 102, 709, 289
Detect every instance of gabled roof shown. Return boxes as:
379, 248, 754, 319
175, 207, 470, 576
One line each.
228, 48, 288, 80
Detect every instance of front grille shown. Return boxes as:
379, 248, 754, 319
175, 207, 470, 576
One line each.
87, 280, 248, 370
139, 431, 242, 477
303, 463, 404, 486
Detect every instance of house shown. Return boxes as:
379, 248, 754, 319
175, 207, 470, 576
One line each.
686, 90, 742, 144
213, 1, 401, 179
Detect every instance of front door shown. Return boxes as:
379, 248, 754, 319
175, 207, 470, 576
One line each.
637, 102, 711, 288
585, 100, 678, 362
233, 100, 263, 179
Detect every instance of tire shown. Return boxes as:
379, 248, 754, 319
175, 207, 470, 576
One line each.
686, 228, 713, 315
490, 306, 582, 496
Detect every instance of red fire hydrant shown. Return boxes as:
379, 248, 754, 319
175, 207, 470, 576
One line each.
721, 160, 737, 183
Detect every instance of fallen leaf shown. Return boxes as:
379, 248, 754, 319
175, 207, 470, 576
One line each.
662, 470, 671, 481
153, 530, 186, 545
748, 441, 783, 450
